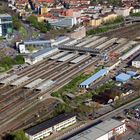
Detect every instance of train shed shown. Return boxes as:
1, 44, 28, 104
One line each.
84, 37, 108, 48
36, 80, 55, 92
49, 51, 68, 60
79, 69, 108, 88
116, 41, 137, 54
0, 74, 18, 85
95, 38, 118, 51
76, 36, 100, 47
120, 44, 140, 60
64, 40, 77, 46
58, 53, 76, 62
0, 73, 9, 80
70, 55, 89, 64
10, 76, 29, 86
24, 79, 43, 89
116, 38, 127, 44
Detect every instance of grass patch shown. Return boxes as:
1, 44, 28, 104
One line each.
86, 24, 120, 36
19, 26, 27, 38
131, 12, 140, 17
0, 36, 4, 41
27, 45, 37, 52
51, 67, 103, 98
32, 31, 39, 38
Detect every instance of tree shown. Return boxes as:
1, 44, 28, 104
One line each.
12, 16, 22, 30
6, 130, 29, 140
27, 15, 38, 28
15, 55, 25, 64
0, 56, 15, 68
55, 103, 72, 114
13, 131, 28, 140
46, 21, 52, 31
27, 15, 50, 33
38, 22, 47, 33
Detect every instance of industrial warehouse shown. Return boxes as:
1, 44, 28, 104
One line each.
68, 119, 126, 140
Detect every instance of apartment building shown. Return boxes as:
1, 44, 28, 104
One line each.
49, 17, 78, 27
89, 12, 117, 27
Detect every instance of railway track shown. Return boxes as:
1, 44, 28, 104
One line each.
0, 61, 70, 100
0, 63, 71, 116
16, 59, 50, 75
0, 86, 12, 95
1, 101, 58, 133
102, 23, 140, 40
0, 56, 97, 134
19, 60, 56, 77
0, 90, 39, 124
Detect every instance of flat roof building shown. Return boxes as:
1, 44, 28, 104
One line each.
25, 114, 76, 140
115, 73, 131, 83
68, 119, 126, 140
126, 71, 137, 77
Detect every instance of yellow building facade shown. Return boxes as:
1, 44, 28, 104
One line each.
89, 13, 118, 27
89, 18, 102, 26
37, 16, 45, 22
103, 13, 118, 22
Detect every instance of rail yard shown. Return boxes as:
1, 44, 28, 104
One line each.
0, 32, 140, 139
101, 23, 140, 40
0, 50, 97, 135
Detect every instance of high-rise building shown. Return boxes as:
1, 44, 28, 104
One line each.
0, 14, 13, 37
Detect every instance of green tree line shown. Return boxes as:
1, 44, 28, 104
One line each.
0, 55, 25, 72
26, 15, 52, 33
90, 0, 122, 5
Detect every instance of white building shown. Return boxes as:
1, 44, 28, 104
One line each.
25, 47, 59, 64
25, 114, 76, 140
115, 7, 130, 17
17, 40, 53, 53
132, 55, 140, 68
132, 5, 140, 13
17, 37, 69, 53
69, 119, 126, 140
49, 17, 78, 28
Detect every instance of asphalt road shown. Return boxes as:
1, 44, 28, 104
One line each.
59, 97, 140, 140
